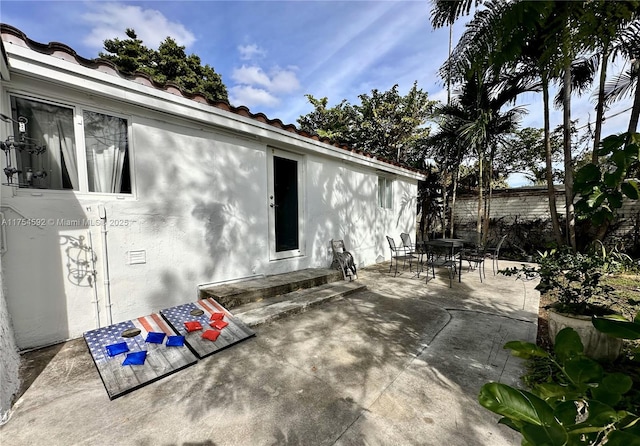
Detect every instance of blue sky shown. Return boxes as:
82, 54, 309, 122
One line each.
0, 1, 635, 186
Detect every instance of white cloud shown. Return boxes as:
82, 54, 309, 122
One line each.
82, 3, 195, 50
238, 44, 266, 61
270, 68, 301, 93
232, 65, 272, 88
229, 85, 279, 108
230, 65, 300, 108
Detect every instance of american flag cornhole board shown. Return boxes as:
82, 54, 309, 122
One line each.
84, 313, 197, 400
160, 298, 255, 359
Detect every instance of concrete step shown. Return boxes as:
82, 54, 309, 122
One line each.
199, 268, 344, 309
233, 281, 366, 327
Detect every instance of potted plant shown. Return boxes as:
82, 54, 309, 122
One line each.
501, 246, 624, 361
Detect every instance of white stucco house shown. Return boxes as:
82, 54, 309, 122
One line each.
0, 24, 424, 417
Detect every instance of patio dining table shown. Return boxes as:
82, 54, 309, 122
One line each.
417, 238, 466, 284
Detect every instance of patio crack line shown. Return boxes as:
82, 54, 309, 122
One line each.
443, 307, 537, 325
331, 306, 455, 445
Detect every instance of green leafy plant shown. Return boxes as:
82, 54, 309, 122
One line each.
575, 132, 640, 227
479, 325, 640, 445
500, 247, 615, 316
593, 313, 640, 340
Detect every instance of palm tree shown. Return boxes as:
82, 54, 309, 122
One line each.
582, 2, 639, 157
426, 102, 469, 238
605, 19, 640, 139
430, 66, 528, 245
435, 1, 556, 244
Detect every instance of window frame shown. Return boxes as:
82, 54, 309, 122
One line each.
378, 176, 393, 210
5, 91, 136, 198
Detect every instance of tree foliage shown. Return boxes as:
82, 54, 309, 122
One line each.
498, 127, 564, 185
297, 82, 435, 166
296, 95, 358, 145
100, 29, 228, 103
430, 0, 640, 250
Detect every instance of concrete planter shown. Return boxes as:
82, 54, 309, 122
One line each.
548, 308, 622, 362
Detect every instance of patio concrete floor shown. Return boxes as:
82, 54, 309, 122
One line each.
0, 260, 540, 446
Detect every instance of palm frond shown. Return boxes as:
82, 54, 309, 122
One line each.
430, 0, 481, 28
604, 68, 638, 104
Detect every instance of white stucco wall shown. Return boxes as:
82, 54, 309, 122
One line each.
0, 251, 20, 424
0, 52, 420, 350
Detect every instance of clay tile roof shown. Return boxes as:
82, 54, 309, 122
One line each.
0, 23, 425, 175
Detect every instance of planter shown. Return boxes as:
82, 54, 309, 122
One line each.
548, 308, 622, 361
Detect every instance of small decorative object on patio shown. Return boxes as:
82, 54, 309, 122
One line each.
105, 342, 129, 357
184, 321, 203, 332
84, 314, 197, 399
210, 319, 228, 330
145, 332, 166, 344
160, 298, 255, 359
202, 330, 221, 342
166, 335, 185, 347
331, 239, 357, 281
209, 312, 225, 321
122, 351, 147, 366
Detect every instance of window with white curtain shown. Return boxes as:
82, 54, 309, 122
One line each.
10, 94, 131, 194
11, 96, 78, 190
378, 176, 393, 209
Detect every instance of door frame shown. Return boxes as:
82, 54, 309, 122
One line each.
267, 147, 305, 260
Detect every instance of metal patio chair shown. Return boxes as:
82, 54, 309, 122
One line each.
459, 244, 487, 283
400, 232, 419, 272
428, 242, 458, 287
386, 235, 415, 277
485, 234, 507, 274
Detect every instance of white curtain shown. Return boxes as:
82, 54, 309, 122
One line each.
84, 111, 128, 193
13, 97, 77, 189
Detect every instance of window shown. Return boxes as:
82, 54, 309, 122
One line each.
11, 96, 77, 189
378, 176, 393, 209
10, 95, 131, 194
83, 111, 131, 193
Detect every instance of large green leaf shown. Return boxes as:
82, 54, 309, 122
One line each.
604, 430, 640, 446
598, 134, 626, 156
574, 164, 601, 189
564, 357, 603, 386
592, 314, 640, 340
592, 373, 633, 406
608, 190, 624, 209
585, 188, 604, 208
554, 327, 583, 363
535, 383, 579, 403
504, 341, 549, 359
621, 180, 640, 200
521, 423, 568, 446
479, 383, 557, 426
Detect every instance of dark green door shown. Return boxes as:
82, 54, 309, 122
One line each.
273, 156, 299, 252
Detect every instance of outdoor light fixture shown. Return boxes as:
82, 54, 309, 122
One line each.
0, 114, 47, 187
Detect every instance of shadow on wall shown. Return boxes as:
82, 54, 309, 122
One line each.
308, 163, 377, 268
132, 123, 265, 309
1, 186, 95, 412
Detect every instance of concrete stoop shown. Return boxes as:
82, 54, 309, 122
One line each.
199, 268, 365, 327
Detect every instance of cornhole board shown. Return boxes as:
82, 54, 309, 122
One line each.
84, 313, 197, 400
160, 297, 255, 359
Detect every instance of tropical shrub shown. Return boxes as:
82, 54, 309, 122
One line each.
479, 319, 640, 445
